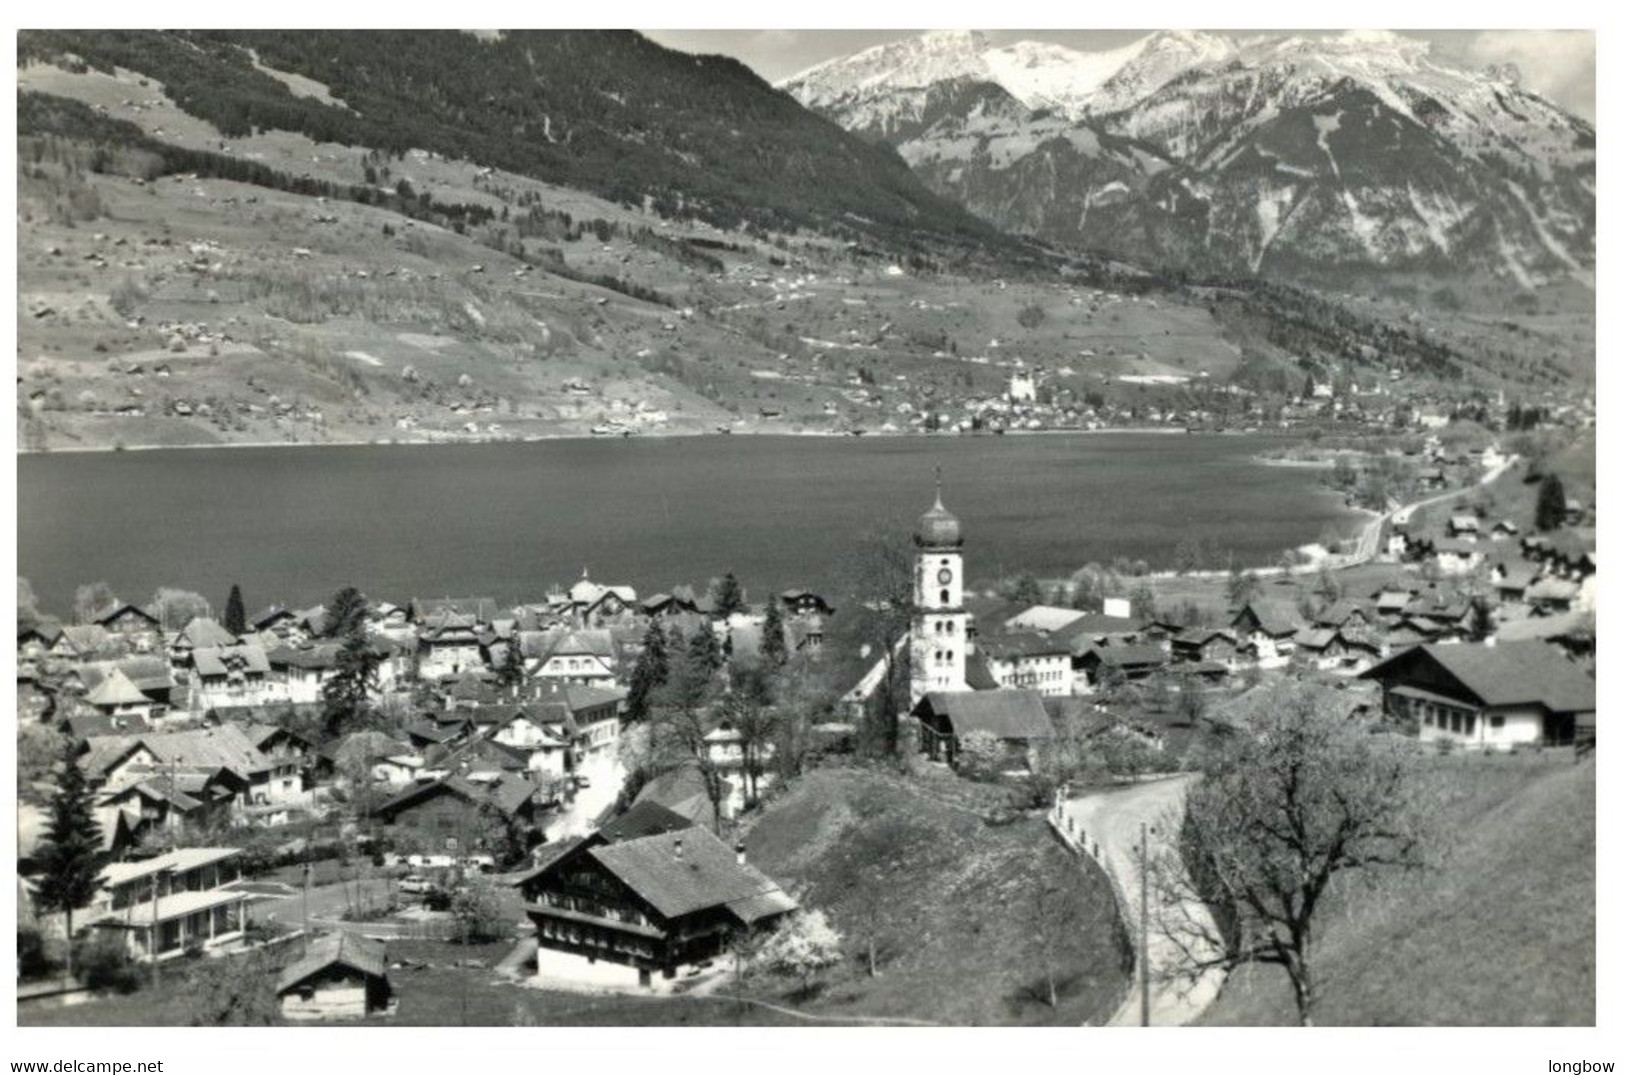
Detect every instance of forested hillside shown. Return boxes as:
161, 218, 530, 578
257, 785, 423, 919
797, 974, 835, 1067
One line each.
18, 29, 1001, 254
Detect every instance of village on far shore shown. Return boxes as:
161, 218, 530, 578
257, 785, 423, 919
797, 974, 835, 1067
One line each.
16, 416, 1596, 1025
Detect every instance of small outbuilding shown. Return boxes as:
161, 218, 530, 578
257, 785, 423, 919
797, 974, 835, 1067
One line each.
912, 689, 1054, 768
276, 933, 393, 1021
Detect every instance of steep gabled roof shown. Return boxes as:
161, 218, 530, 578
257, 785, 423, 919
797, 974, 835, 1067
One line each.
598, 800, 693, 843
19, 621, 64, 646
60, 624, 111, 654
1080, 643, 1168, 668
586, 826, 794, 923
192, 644, 271, 678
86, 668, 149, 708
174, 617, 238, 650
919, 689, 1054, 740
252, 605, 294, 630
410, 597, 500, 624
137, 725, 274, 776
91, 602, 161, 628
373, 771, 535, 820
265, 642, 343, 671
1363, 641, 1595, 714
1232, 600, 1304, 638
978, 631, 1070, 660
1172, 626, 1234, 647
1057, 612, 1144, 651
276, 932, 388, 994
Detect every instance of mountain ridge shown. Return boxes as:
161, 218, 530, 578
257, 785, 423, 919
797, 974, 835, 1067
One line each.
783, 30, 1595, 290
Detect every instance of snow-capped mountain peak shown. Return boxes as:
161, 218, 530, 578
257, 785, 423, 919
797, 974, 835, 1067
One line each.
786, 28, 1594, 289
781, 29, 1241, 129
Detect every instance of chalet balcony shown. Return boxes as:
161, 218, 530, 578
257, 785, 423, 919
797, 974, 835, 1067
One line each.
527, 902, 665, 941
525, 896, 663, 940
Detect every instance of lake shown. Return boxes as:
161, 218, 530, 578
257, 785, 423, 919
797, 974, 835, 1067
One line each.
17, 432, 1357, 615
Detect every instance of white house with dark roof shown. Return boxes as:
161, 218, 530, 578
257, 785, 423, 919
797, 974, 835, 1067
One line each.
188, 644, 273, 711
83, 667, 154, 722
90, 724, 304, 811
86, 847, 248, 963
1362, 640, 1595, 750
169, 617, 239, 666
417, 612, 488, 680
977, 632, 1073, 696
1230, 601, 1306, 667
528, 629, 622, 687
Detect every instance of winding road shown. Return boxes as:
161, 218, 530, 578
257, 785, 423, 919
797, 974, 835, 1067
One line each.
1061, 775, 1226, 1027
1335, 454, 1520, 569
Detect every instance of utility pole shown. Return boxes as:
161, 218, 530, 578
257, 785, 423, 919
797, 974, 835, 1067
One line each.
150, 868, 163, 989
1140, 821, 1151, 1028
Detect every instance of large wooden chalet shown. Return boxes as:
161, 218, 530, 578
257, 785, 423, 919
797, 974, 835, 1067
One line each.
512, 816, 796, 988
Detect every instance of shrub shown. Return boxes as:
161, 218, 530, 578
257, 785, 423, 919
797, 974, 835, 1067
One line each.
78, 938, 141, 994
450, 878, 508, 943
109, 277, 148, 317
18, 926, 54, 981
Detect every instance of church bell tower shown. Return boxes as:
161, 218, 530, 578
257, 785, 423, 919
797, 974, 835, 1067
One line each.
910, 473, 969, 705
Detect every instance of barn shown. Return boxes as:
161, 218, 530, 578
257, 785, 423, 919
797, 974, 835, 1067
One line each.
912, 689, 1054, 768
277, 933, 393, 1021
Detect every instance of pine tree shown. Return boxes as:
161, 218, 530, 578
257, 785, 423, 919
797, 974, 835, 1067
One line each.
711, 572, 746, 619
626, 620, 669, 722
34, 740, 104, 982
663, 625, 720, 712
321, 632, 380, 738
1535, 474, 1568, 532
324, 585, 368, 639
496, 632, 525, 690
689, 623, 722, 672
320, 586, 377, 737
223, 584, 246, 637
761, 600, 788, 667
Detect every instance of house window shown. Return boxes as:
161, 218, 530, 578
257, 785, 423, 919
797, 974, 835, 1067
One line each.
1490, 715, 1505, 730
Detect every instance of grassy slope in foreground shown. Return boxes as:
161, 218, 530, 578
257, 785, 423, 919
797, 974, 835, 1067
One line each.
1201, 754, 1594, 1026
741, 766, 1131, 1025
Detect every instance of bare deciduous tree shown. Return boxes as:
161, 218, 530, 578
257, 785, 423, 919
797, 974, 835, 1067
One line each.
1026, 874, 1084, 1009
833, 530, 917, 760
1150, 681, 1428, 1025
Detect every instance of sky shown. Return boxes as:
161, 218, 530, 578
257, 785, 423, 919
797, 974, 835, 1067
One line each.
641, 29, 1596, 121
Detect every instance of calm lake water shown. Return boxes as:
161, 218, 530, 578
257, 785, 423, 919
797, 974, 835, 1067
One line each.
17, 433, 1356, 615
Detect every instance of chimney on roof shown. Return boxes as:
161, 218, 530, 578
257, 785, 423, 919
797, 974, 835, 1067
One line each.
735, 841, 747, 866
674, 837, 683, 862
